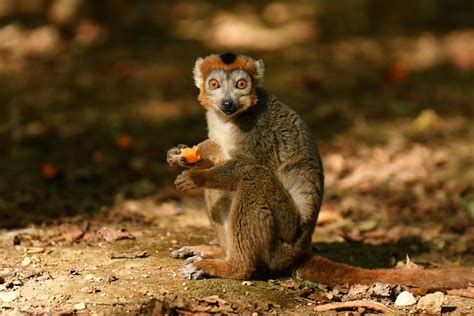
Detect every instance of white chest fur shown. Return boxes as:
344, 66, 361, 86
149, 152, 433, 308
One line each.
207, 111, 237, 160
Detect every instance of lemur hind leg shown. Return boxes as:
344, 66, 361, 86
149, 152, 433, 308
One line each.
183, 165, 301, 279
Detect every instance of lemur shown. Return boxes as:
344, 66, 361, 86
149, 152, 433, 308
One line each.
166, 52, 474, 289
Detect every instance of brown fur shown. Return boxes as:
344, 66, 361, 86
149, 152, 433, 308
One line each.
167, 54, 474, 289
297, 256, 474, 289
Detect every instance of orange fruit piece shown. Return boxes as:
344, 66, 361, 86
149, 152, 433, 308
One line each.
179, 146, 201, 163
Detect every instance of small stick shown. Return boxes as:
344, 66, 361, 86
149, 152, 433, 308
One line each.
314, 300, 393, 313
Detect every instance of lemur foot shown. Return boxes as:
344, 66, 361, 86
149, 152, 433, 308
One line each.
180, 261, 207, 280
171, 245, 225, 260
184, 255, 203, 265
170, 246, 198, 259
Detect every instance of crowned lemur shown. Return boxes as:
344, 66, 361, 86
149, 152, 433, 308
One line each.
167, 53, 474, 289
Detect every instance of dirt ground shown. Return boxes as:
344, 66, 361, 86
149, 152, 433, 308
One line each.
1, 2, 474, 314
1, 118, 474, 314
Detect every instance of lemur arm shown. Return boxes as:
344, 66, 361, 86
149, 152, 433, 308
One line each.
194, 139, 223, 169
175, 159, 251, 192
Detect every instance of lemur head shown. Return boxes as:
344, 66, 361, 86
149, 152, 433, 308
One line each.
193, 53, 264, 117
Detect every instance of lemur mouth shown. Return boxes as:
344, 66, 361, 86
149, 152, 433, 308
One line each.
222, 109, 236, 116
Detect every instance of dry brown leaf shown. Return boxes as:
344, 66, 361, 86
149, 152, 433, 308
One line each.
96, 227, 135, 242
446, 286, 474, 299
54, 224, 84, 243
111, 251, 148, 259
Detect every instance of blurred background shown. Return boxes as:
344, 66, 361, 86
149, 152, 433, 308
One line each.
0, 0, 473, 228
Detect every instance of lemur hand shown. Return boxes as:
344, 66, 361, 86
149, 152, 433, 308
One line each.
166, 144, 195, 168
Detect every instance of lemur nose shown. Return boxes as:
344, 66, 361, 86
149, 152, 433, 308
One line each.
221, 99, 235, 111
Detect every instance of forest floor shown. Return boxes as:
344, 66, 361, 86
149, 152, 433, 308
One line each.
1, 12, 474, 313
1, 116, 474, 314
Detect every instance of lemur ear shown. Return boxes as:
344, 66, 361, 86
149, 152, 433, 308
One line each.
193, 57, 204, 88
254, 59, 265, 84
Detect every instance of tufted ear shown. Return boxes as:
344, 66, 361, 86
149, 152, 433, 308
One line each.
193, 57, 204, 88
254, 59, 265, 85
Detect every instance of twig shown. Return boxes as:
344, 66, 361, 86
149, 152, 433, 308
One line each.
314, 300, 393, 313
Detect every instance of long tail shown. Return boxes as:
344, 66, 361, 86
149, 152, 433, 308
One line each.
296, 256, 474, 289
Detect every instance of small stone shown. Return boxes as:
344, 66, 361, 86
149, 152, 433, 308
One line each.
417, 291, 443, 313
84, 274, 95, 281
74, 302, 86, 310
0, 291, 18, 303
395, 291, 417, 307
21, 257, 31, 267
242, 281, 253, 286
107, 275, 118, 283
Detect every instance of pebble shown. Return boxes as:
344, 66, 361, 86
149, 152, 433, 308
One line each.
417, 291, 443, 313
0, 291, 18, 303
84, 274, 101, 281
84, 274, 95, 281
395, 291, 417, 307
21, 257, 31, 267
74, 302, 87, 310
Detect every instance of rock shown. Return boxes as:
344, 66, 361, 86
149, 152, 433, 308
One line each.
84, 274, 95, 281
21, 257, 31, 267
0, 291, 18, 303
74, 302, 86, 310
417, 291, 443, 313
395, 291, 417, 307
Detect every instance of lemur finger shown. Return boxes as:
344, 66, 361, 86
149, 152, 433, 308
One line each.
177, 156, 188, 165
184, 255, 203, 265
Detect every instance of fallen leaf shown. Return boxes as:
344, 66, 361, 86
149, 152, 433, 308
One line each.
51, 224, 84, 243
200, 295, 228, 305
413, 109, 440, 131
282, 279, 302, 290
446, 286, 474, 299
107, 275, 118, 283
111, 250, 148, 259
115, 134, 134, 150
41, 163, 60, 179
97, 227, 135, 242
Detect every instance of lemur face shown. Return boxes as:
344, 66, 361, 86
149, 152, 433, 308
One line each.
193, 53, 264, 117
203, 68, 253, 116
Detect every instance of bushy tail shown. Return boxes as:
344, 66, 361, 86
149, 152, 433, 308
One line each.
296, 256, 474, 289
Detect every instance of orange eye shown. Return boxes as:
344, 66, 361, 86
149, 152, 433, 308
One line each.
236, 79, 247, 89
209, 79, 220, 89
